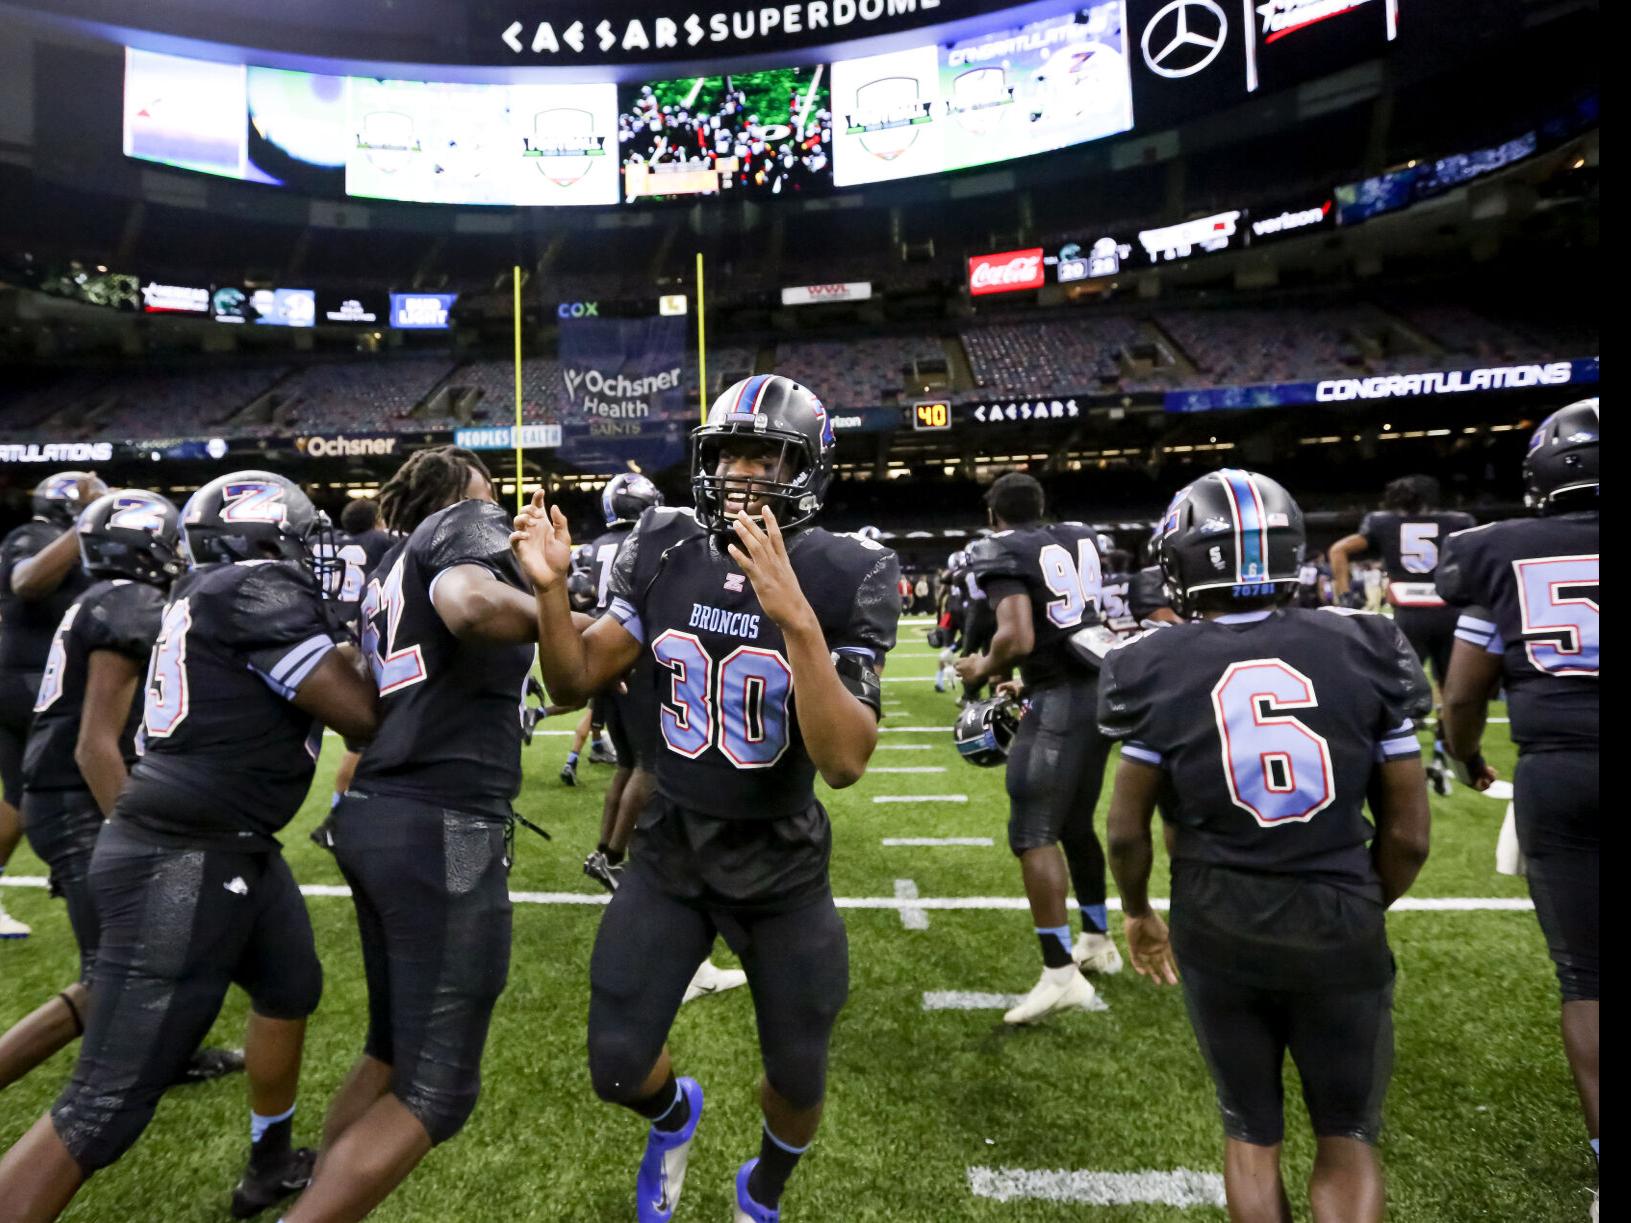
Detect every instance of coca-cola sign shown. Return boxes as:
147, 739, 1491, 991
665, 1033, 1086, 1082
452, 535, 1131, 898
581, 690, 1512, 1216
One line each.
968, 248, 1045, 296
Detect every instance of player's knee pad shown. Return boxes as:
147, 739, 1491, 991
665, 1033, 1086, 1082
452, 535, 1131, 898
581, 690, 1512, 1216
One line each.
587, 1028, 663, 1106
52, 1088, 160, 1174
249, 950, 324, 1021
397, 1073, 482, 1146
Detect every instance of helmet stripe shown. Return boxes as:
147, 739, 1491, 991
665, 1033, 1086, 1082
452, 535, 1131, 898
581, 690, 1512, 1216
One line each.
730, 375, 770, 420
1220, 469, 1268, 583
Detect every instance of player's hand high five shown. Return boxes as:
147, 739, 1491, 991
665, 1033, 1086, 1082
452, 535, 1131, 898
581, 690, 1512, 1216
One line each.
510, 489, 575, 592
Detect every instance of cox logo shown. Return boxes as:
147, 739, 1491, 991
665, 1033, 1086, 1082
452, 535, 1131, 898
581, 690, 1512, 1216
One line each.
557, 301, 600, 318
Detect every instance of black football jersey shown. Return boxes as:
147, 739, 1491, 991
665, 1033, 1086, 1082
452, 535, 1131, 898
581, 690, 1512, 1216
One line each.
605, 507, 899, 820
352, 499, 535, 816
1099, 607, 1432, 882
587, 523, 635, 616
1129, 564, 1173, 622
1358, 509, 1477, 607
23, 579, 165, 794
967, 522, 1102, 689
117, 561, 338, 849
348, 527, 396, 575
1101, 570, 1137, 635
1436, 510, 1598, 752
0, 520, 93, 674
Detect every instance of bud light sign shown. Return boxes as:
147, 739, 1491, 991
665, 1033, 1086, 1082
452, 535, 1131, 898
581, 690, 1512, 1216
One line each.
968, 248, 1044, 296
390, 292, 458, 329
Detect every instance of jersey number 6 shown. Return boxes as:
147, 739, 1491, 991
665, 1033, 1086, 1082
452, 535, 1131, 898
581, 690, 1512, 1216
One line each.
652, 630, 793, 769
1210, 659, 1335, 827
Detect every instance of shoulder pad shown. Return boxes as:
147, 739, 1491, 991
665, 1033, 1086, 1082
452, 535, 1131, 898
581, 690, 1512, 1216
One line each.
1434, 523, 1490, 607
965, 535, 1024, 579
422, 499, 523, 585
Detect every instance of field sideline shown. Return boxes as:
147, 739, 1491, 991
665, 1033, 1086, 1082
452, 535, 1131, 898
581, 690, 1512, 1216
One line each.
0, 623, 1595, 1221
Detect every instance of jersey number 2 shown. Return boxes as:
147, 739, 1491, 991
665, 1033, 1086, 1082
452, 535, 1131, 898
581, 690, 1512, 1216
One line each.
652, 630, 793, 768
1211, 659, 1335, 827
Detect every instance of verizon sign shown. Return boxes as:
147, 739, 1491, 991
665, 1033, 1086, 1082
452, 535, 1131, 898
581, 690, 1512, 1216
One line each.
781, 282, 873, 307
968, 249, 1045, 297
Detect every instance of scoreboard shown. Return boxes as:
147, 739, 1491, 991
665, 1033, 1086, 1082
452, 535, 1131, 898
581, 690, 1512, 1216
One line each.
912, 400, 952, 431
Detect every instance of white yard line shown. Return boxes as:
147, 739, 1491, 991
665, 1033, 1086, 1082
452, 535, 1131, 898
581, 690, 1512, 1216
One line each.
882, 837, 994, 847
873, 794, 968, 804
895, 880, 930, 930
967, 1167, 1226, 1208
0, 878, 1535, 913
876, 744, 936, 751
923, 991, 1027, 1011
879, 726, 955, 733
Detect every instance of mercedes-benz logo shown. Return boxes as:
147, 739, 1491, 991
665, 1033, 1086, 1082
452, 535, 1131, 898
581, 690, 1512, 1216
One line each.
1141, 0, 1229, 79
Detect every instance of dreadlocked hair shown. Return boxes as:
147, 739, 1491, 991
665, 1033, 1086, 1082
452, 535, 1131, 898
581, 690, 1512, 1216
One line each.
379, 446, 494, 534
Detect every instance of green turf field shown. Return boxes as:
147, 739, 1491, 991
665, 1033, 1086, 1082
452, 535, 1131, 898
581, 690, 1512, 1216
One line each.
0, 622, 1596, 1221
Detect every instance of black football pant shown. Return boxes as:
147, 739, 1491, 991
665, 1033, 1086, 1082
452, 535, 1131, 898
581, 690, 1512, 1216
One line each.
332, 792, 513, 1144
1005, 678, 1113, 914
21, 789, 104, 981
1179, 960, 1395, 1147
51, 820, 321, 1173
587, 865, 848, 1112
1514, 749, 1599, 1002
0, 670, 41, 808
1393, 604, 1459, 690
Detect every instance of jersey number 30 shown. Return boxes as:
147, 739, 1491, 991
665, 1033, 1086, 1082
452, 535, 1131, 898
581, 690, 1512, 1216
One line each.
652, 630, 793, 768
1211, 659, 1335, 827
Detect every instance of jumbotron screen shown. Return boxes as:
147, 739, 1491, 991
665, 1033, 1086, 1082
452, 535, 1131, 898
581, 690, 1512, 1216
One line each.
121, 2, 1133, 206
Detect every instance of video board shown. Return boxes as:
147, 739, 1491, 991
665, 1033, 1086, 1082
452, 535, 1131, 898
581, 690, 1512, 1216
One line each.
617, 67, 832, 200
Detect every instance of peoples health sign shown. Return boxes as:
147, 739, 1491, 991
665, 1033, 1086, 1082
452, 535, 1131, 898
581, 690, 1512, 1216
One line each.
455, 425, 564, 450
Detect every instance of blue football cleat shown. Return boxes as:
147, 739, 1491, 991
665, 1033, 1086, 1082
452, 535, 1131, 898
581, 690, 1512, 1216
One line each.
734, 1159, 781, 1223
636, 1077, 704, 1223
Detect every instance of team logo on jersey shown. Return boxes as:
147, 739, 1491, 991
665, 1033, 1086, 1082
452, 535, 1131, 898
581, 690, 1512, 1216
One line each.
724, 573, 746, 592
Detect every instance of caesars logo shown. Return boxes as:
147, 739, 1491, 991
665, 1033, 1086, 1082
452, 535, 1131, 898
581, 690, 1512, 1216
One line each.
502, 0, 942, 58
563, 365, 684, 419
295, 435, 401, 458
0, 442, 115, 464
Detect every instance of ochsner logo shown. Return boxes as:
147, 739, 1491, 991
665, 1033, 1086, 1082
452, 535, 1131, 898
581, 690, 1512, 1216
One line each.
296, 435, 399, 458
968, 249, 1045, 296
563, 365, 684, 418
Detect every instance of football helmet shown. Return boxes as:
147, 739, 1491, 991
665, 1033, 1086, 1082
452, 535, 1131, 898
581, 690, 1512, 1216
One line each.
1159, 469, 1305, 615
77, 490, 183, 586
180, 470, 326, 570
1523, 397, 1598, 511
954, 694, 1022, 767
601, 472, 664, 526
691, 374, 835, 532
33, 471, 108, 528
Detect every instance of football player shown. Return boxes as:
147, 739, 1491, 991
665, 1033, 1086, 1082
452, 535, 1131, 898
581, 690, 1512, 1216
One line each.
286, 446, 544, 1223
514, 375, 898, 1223
338, 498, 395, 574
1436, 399, 1598, 1189
953, 474, 1121, 1025
0, 471, 106, 939
1100, 469, 1432, 1223
580, 473, 749, 1004
1330, 474, 1476, 794
0, 471, 380, 1223
0, 490, 237, 1093
954, 540, 996, 703
1100, 545, 1139, 637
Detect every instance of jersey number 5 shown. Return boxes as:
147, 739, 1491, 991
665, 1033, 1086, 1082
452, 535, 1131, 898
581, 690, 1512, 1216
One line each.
1514, 554, 1599, 676
1211, 659, 1335, 827
652, 630, 793, 768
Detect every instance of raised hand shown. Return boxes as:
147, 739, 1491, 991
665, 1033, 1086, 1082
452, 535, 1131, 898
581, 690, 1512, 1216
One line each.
509, 489, 575, 592
727, 506, 815, 631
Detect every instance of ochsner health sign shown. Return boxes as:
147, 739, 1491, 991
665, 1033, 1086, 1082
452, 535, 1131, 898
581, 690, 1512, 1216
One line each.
782, 282, 873, 306
968, 249, 1045, 296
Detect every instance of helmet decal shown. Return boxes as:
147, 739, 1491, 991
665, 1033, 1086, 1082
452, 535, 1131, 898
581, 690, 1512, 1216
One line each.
219, 482, 289, 524
106, 493, 169, 532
